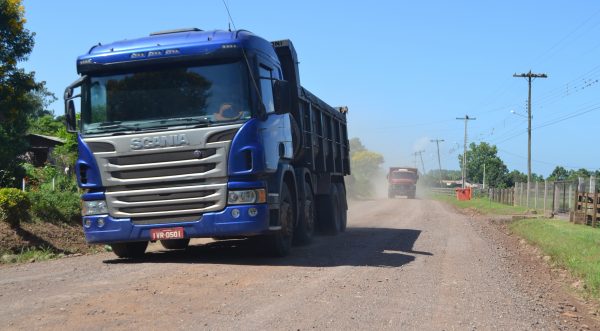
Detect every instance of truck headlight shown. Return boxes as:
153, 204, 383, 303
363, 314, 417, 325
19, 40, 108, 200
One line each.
227, 189, 266, 205
82, 200, 108, 216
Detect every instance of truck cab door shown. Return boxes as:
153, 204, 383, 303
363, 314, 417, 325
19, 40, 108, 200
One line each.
258, 65, 291, 172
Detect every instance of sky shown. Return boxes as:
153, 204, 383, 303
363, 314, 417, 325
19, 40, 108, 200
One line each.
20, 0, 600, 177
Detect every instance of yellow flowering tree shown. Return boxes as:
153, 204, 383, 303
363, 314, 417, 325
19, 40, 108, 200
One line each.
347, 138, 384, 198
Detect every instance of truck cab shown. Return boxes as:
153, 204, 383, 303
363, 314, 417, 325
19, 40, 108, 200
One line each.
387, 167, 418, 199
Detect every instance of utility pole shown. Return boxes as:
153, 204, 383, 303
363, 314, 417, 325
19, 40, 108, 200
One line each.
412, 151, 418, 168
418, 150, 426, 175
456, 115, 476, 189
431, 139, 444, 187
483, 163, 486, 189
513, 70, 548, 208
412, 150, 425, 175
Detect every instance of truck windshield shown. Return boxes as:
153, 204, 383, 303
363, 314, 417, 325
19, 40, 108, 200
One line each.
391, 172, 416, 180
82, 61, 251, 135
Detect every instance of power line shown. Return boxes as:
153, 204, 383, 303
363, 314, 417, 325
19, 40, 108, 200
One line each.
411, 150, 426, 174
497, 148, 588, 170
490, 102, 600, 145
430, 139, 445, 186
530, 7, 600, 67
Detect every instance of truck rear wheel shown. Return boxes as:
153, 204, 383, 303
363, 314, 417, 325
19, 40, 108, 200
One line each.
110, 241, 148, 258
293, 182, 315, 245
160, 238, 190, 250
261, 182, 295, 257
335, 183, 347, 232
317, 185, 342, 235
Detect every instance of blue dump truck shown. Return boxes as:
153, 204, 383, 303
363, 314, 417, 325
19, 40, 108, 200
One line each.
64, 28, 350, 258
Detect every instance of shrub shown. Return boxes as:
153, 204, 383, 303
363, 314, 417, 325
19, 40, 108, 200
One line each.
0, 188, 30, 227
29, 190, 81, 224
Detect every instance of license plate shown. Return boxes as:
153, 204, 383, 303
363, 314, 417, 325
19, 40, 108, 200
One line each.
150, 227, 184, 241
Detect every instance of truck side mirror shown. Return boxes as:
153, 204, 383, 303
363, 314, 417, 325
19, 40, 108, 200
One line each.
273, 80, 292, 115
63, 75, 87, 133
65, 100, 77, 132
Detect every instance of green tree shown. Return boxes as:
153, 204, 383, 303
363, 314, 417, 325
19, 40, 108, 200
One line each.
0, 0, 49, 186
349, 137, 366, 155
458, 142, 509, 188
347, 138, 384, 198
28, 113, 62, 136
547, 166, 569, 181
506, 169, 527, 186
568, 168, 591, 181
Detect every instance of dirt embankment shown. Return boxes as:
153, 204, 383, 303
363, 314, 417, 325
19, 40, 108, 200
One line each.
0, 221, 93, 258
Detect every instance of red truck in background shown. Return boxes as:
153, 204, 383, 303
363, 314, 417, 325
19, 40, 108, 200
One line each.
387, 167, 419, 199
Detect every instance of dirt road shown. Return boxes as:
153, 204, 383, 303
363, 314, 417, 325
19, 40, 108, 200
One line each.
1, 198, 597, 330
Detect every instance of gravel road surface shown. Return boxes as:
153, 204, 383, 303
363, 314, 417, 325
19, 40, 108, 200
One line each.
1, 198, 598, 330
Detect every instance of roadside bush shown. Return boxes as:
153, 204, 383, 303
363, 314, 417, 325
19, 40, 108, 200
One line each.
23, 164, 78, 192
0, 188, 30, 227
29, 190, 81, 224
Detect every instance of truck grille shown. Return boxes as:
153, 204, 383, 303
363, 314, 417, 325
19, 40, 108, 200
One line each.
84, 126, 240, 224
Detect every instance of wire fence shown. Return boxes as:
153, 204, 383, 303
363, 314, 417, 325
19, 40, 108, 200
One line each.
487, 177, 597, 217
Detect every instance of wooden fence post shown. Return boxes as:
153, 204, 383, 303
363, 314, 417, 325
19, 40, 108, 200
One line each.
511, 187, 514, 206
591, 176, 597, 227
543, 180, 548, 217
569, 183, 574, 212
570, 182, 576, 223
535, 181, 539, 211
518, 183, 521, 206
593, 190, 598, 228
551, 181, 556, 216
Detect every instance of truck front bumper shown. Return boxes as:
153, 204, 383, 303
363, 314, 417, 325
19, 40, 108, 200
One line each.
390, 185, 415, 195
82, 204, 269, 244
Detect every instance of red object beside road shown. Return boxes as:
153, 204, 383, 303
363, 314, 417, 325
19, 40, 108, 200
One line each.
455, 188, 472, 201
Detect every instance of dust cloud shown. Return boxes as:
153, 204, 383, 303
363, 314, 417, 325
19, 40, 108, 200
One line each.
373, 169, 388, 199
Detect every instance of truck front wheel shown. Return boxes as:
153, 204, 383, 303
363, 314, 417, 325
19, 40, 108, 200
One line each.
110, 241, 148, 258
262, 182, 295, 257
160, 238, 190, 250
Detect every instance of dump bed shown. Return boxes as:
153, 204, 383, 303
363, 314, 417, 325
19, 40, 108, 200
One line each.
272, 39, 350, 176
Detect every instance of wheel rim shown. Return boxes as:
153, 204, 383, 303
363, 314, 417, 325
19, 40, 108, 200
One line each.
333, 195, 340, 232
304, 193, 315, 235
281, 200, 293, 239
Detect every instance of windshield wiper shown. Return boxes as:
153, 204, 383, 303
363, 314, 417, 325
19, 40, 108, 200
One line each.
85, 121, 142, 134
144, 117, 213, 128
97, 121, 141, 130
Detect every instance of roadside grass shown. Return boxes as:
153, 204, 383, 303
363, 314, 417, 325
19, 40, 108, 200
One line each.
432, 193, 529, 215
1, 246, 58, 264
510, 219, 600, 299
431, 191, 600, 300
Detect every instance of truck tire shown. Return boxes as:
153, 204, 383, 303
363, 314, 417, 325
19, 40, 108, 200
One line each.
160, 238, 190, 250
317, 185, 342, 235
261, 182, 295, 257
335, 183, 347, 232
293, 182, 315, 245
110, 241, 148, 258
409, 187, 416, 199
